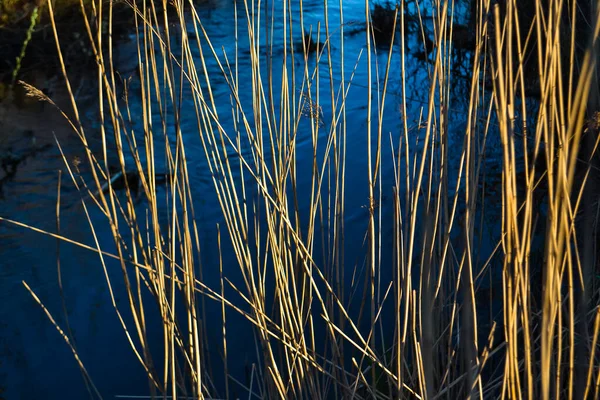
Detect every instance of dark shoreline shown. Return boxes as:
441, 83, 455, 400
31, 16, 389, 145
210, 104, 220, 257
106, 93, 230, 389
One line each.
0, 0, 136, 96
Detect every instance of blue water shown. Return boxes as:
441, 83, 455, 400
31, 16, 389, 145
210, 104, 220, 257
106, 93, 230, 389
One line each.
0, 0, 497, 398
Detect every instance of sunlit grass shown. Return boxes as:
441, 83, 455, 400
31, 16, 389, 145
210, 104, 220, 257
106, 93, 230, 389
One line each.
2, 0, 600, 398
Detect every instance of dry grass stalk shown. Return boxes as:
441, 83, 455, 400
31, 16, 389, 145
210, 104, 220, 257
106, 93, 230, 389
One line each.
2, 0, 599, 398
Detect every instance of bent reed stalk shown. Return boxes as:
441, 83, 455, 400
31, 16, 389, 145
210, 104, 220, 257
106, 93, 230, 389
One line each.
4, 0, 600, 398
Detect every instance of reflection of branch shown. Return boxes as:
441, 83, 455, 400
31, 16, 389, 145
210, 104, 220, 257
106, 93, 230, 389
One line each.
91, 168, 172, 200
0, 143, 51, 198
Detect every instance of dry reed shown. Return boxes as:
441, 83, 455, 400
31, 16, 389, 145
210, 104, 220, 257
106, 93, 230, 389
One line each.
2, 0, 600, 398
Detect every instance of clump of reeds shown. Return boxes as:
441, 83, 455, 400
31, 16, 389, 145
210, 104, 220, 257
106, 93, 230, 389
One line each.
4, 0, 600, 399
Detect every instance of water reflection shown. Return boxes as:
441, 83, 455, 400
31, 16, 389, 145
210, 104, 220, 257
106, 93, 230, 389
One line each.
0, 0, 487, 398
